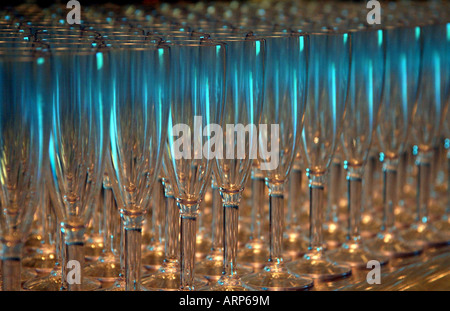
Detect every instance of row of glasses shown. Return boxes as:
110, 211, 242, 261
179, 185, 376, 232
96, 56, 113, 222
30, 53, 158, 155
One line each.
240, 29, 313, 290
194, 31, 264, 289
0, 47, 51, 290
3, 1, 446, 289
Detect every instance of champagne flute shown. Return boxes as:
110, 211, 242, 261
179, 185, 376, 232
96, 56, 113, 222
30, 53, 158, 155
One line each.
198, 33, 264, 290
162, 38, 226, 290
366, 24, 425, 258
327, 28, 389, 268
0, 49, 51, 290
242, 31, 314, 290
44, 46, 110, 291
400, 23, 450, 248
286, 31, 352, 281
106, 43, 170, 291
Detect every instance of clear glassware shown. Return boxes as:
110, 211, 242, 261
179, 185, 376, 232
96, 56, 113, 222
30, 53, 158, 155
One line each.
238, 164, 270, 270
327, 28, 389, 268
0, 49, 51, 290
283, 152, 309, 258
241, 31, 314, 290
286, 31, 352, 282
141, 166, 208, 290
323, 151, 347, 249
196, 33, 264, 291
22, 185, 57, 275
83, 173, 122, 285
366, 24, 426, 258
400, 23, 450, 248
434, 96, 450, 235
141, 177, 165, 272
43, 46, 110, 291
106, 43, 170, 291
162, 38, 225, 290
195, 173, 253, 283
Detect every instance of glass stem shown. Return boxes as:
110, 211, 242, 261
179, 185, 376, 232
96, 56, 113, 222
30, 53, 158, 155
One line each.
416, 151, 432, 224
121, 210, 145, 291
164, 182, 179, 261
382, 158, 398, 232
102, 177, 115, 257
346, 165, 364, 243
327, 159, 341, 222
221, 192, 241, 278
1, 238, 23, 291
363, 154, 376, 213
152, 178, 165, 245
288, 169, 302, 228
308, 171, 326, 253
251, 168, 265, 241
119, 218, 125, 275
179, 205, 198, 290
447, 149, 450, 214
62, 223, 86, 291
268, 183, 285, 264
211, 181, 223, 251
397, 151, 408, 204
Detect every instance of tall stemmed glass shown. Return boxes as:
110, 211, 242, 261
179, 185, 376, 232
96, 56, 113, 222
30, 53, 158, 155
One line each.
400, 23, 450, 247
286, 31, 352, 281
106, 44, 170, 291
196, 34, 264, 290
327, 28, 389, 268
142, 163, 208, 290
366, 25, 425, 258
162, 38, 225, 290
44, 47, 110, 291
435, 86, 450, 234
241, 32, 314, 290
0, 50, 51, 290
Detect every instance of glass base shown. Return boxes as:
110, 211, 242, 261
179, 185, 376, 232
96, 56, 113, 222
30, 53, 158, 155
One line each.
142, 272, 207, 291
195, 253, 253, 282
238, 240, 270, 270
84, 259, 121, 283
286, 251, 351, 282
327, 241, 389, 269
141, 258, 207, 290
23, 270, 101, 291
22, 250, 57, 275
199, 275, 251, 291
98, 278, 126, 291
241, 262, 314, 291
98, 278, 150, 291
366, 231, 423, 258
400, 223, 450, 248
323, 222, 346, 248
